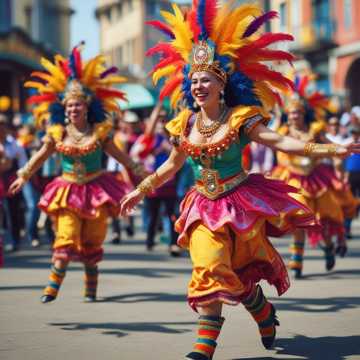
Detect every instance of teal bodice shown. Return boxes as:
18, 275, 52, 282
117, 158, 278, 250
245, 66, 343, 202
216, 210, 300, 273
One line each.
188, 131, 249, 181
61, 146, 103, 174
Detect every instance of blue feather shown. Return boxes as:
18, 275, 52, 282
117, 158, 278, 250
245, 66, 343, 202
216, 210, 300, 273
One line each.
49, 103, 66, 125
69, 51, 77, 79
88, 99, 107, 123
197, 0, 208, 40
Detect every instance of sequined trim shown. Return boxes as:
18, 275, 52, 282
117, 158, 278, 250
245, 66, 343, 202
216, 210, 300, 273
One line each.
243, 114, 265, 134
62, 170, 104, 184
195, 170, 248, 200
55, 140, 100, 156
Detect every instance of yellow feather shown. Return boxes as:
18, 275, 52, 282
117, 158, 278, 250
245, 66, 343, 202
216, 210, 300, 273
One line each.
153, 65, 177, 85
40, 57, 66, 82
54, 54, 67, 66
254, 82, 275, 111
82, 55, 106, 86
213, 4, 261, 44
161, 5, 192, 60
170, 86, 182, 109
211, 0, 236, 40
99, 76, 127, 86
24, 81, 46, 92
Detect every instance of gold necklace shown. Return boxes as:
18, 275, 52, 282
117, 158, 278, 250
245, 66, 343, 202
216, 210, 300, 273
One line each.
67, 123, 91, 143
196, 107, 229, 138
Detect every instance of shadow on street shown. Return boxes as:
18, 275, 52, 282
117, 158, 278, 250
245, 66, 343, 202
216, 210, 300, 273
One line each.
49, 320, 195, 338
232, 334, 360, 360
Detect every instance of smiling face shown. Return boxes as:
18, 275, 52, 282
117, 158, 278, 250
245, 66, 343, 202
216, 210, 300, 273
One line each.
191, 71, 224, 110
288, 108, 305, 128
65, 98, 88, 125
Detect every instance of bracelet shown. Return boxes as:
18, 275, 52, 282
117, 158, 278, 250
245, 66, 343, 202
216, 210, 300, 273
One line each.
304, 143, 338, 157
137, 172, 160, 195
16, 163, 32, 181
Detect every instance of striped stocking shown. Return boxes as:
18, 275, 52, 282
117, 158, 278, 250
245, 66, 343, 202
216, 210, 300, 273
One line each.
42, 265, 66, 301
186, 315, 225, 360
242, 285, 279, 349
84, 265, 98, 301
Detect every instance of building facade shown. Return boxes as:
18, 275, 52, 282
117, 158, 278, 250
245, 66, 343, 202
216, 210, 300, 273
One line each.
270, 0, 360, 106
95, 0, 191, 86
0, 0, 73, 113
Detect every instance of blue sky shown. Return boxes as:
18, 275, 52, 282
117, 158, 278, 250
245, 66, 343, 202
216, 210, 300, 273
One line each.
70, 0, 99, 58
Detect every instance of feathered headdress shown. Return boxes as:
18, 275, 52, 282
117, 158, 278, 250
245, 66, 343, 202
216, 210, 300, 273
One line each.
25, 42, 127, 127
146, 0, 295, 111
286, 72, 332, 121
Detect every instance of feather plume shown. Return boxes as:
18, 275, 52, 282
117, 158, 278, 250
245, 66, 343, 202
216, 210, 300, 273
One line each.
160, 75, 183, 100
95, 88, 127, 102
82, 55, 105, 86
100, 66, 118, 79
146, 20, 175, 39
146, 43, 178, 58
296, 75, 309, 97
240, 63, 294, 91
216, 4, 262, 44
40, 58, 66, 82
237, 33, 294, 58
243, 11, 278, 38
197, 0, 218, 39
161, 5, 193, 60
24, 81, 47, 92
187, 2, 200, 42
244, 49, 295, 64
27, 93, 57, 104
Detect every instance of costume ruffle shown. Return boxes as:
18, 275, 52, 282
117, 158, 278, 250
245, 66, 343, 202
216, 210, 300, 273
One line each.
272, 163, 345, 246
175, 174, 317, 248
38, 172, 129, 219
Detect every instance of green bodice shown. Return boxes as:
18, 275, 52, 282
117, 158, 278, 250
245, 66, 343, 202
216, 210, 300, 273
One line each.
61, 146, 103, 174
188, 132, 249, 181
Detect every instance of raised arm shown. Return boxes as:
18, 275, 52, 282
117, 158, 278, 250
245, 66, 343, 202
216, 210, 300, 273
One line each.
248, 123, 360, 157
103, 138, 147, 180
119, 146, 187, 216
9, 140, 55, 194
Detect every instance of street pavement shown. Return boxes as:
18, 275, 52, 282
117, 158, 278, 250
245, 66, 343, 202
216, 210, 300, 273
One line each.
1, 218, 360, 360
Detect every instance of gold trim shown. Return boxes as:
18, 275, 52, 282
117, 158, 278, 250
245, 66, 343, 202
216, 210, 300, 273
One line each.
195, 170, 248, 200
62, 170, 104, 184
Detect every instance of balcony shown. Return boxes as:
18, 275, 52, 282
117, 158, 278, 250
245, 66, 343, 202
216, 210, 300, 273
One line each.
290, 18, 337, 55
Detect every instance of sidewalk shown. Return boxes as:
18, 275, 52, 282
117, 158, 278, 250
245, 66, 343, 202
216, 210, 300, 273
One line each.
1, 220, 360, 360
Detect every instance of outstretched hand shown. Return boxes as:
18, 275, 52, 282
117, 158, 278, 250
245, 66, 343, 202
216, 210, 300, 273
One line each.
336, 142, 360, 158
120, 189, 145, 217
9, 177, 26, 195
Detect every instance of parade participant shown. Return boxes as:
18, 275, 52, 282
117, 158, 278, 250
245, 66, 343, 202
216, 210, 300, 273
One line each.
120, 2, 360, 359
272, 74, 351, 277
9, 44, 145, 303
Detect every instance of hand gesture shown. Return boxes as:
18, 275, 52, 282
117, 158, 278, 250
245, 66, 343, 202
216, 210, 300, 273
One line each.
9, 177, 26, 195
120, 189, 145, 217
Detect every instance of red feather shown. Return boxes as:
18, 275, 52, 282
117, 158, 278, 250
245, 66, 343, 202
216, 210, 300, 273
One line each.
96, 88, 127, 101
146, 20, 174, 39
160, 76, 183, 99
151, 59, 184, 75
27, 93, 57, 104
272, 90, 283, 106
145, 43, 178, 58
297, 75, 309, 97
245, 49, 295, 64
60, 60, 71, 77
204, 0, 218, 36
186, 6, 200, 42
237, 33, 294, 58
240, 63, 294, 90
73, 47, 82, 78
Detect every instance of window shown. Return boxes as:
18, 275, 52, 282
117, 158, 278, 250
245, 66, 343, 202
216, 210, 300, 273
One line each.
127, 0, 133, 12
344, 0, 352, 29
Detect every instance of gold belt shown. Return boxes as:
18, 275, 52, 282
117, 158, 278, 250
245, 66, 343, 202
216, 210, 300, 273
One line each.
62, 170, 104, 184
195, 169, 248, 200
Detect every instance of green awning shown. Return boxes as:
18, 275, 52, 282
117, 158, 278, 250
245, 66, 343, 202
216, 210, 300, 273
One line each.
116, 83, 155, 110
0, 52, 42, 70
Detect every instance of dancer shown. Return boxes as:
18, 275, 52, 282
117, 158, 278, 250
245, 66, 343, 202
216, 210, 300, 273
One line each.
120, 2, 360, 359
272, 74, 350, 277
9, 45, 145, 303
